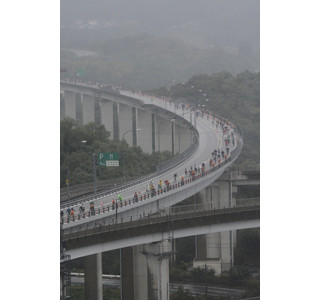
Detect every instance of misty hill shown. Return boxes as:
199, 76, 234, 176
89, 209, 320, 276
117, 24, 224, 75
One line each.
61, 0, 259, 50
61, 35, 259, 89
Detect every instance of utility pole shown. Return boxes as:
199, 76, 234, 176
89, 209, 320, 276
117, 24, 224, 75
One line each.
205, 264, 208, 300
92, 153, 97, 196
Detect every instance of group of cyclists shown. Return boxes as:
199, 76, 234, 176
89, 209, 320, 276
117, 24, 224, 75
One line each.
60, 81, 238, 223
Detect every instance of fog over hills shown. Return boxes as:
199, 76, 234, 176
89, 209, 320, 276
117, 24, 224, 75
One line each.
61, 0, 259, 89
61, 0, 259, 50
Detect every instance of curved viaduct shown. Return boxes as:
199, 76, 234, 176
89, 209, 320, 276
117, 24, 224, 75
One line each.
60, 81, 258, 300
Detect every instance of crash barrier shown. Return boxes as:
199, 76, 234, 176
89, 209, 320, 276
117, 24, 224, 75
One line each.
62, 202, 259, 239
60, 106, 199, 209
60, 136, 242, 225
60, 81, 242, 211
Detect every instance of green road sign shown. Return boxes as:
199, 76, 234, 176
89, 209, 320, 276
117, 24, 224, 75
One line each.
98, 152, 119, 167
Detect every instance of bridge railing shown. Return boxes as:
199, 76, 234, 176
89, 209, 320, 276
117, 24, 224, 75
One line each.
60, 143, 244, 226
60, 134, 199, 209
62, 202, 259, 240
60, 120, 243, 224
60, 82, 243, 211
60, 88, 200, 208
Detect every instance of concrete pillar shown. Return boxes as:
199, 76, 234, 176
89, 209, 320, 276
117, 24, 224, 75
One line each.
81, 94, 95, 125
100, 99, 114, 139
75, 93, 83, 124
194, 172, 235, 275
60, 269, 67, 300
60, 92, 65, 119
64, 90, 76, 120
84, 253, 103, 300
121, 241, 172, 300
171, 121, 175, 155
119, 103, 133, 145
155, 116, 173, 153
132, 107, 138, 146
137, 109, 153, 153
175, 124, 191, 153
113, 102, 120, 140
94, 97, 102, 126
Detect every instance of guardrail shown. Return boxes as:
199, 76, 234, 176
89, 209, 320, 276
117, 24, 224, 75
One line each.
61, 137, 242, 225
60, 82, 243, 211
62, 202, 258, 240
60, 84, 200, 209
61, 138, 243, 227
60, 137, 199, 209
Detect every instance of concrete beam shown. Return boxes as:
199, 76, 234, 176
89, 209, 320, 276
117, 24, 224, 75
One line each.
64, 218, 259, 260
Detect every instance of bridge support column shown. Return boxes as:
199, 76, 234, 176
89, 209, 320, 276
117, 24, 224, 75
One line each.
132, 107, 138, 146
194, 171, 236, 274
81, 94, 95, 125
136, 109, 154, 153
84, 253, 103, 300
155, 116, 174, 154
175, 123, 192, 153
121, 240, 172, 300
60, 92, 65, 119
100, 99, 114, 139
113, 102, 120, 140
119, 103, 133, 145
64, 90, 76, 120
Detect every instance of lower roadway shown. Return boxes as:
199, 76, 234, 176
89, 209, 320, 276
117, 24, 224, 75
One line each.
70, 275, 244, 298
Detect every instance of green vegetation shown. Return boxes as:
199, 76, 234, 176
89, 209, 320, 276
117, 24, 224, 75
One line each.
60, 118, 172, 188
66, 286, 120, 300
149, 71, 260, 168
234, 229, 260, 268
171, 286, 204, 300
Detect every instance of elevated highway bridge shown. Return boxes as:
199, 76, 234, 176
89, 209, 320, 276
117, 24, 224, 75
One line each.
60, 81, 258, 300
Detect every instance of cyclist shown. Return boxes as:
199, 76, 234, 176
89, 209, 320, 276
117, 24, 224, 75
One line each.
174, 173, 177, 182
133, 192, 138, 202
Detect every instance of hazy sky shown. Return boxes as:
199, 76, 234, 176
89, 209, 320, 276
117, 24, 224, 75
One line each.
61, 0, 259, 49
